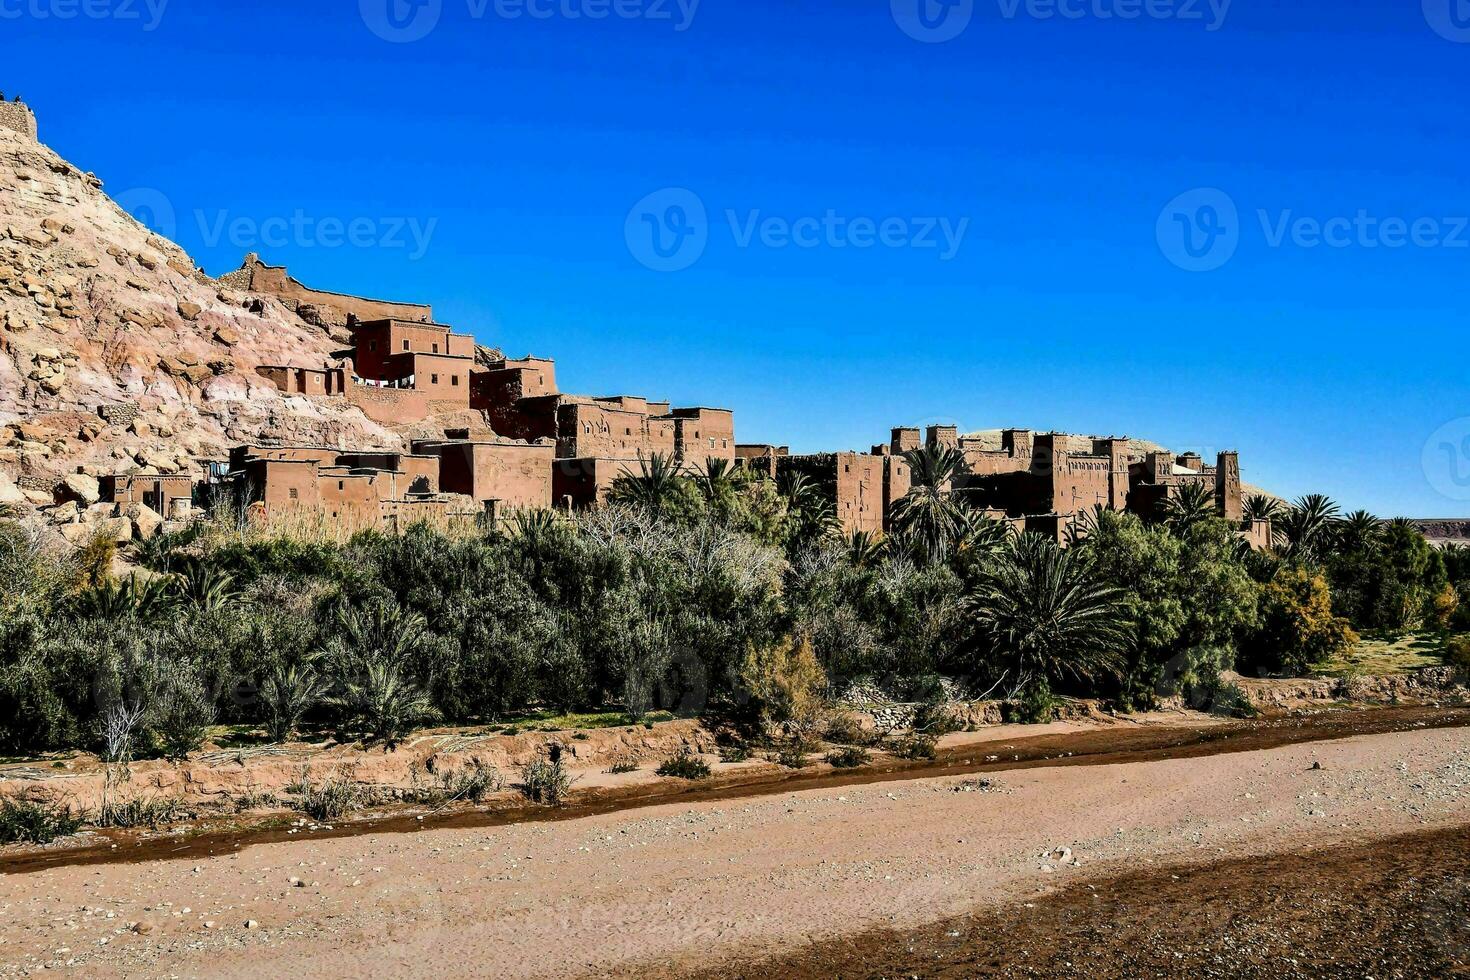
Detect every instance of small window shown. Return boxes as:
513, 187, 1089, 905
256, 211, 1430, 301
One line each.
288, 488, 299, 500
432, 343, 439, 353
431, 373, 439, 384
403, 339, 410, 350
339, 481, 345, 490
452, 375, 460, 386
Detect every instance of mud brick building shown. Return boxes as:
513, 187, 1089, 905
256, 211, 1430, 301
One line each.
220, 254, 1273, 543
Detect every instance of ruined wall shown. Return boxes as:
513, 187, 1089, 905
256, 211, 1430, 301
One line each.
669, 408, 735, 466
557, 401, 676, 460
418, 440, 554, 509
104, 474, 193, 511
219, 255, 432, 325
1216, 451, 1243, 523
0, 101, 37, 141
882, 455, 911, 530
344, 383, 431, 426
553, 456, 638, 509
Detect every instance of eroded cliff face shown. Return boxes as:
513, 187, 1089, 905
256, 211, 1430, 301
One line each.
0, 126, 402, 499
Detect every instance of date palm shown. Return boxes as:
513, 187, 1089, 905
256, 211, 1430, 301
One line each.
1334, 509, 1382, 552
1278, 494, 1340, 562
892, 445, 971, 563
1243, 494, 1285, 524
968, 533, 1129, 692
609, 453, 687, 514
1157, 481, 1217, 533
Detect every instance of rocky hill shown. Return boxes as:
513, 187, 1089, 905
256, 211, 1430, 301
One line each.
0, 125, 401, 505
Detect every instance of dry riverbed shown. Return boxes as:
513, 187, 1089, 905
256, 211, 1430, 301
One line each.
1, 709, 1467, 978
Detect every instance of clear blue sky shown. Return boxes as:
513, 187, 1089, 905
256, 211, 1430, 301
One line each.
4, 0, 1468, 516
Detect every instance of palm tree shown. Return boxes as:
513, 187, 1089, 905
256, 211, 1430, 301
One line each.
969, 533, 1129, 693
1335, 510, 1383, 553
844, 530, 885, 569
334, 659, 436, 749
260, 658, 331, 743
325, 603, 436, 748
1278, 494, 1340, 562
608, 453, 686, 513
1157, 482, 1217, 533
957, 508, 1013, 559
697, 457, 738, 503
172, 561, 236, 613
1243, 494, 1285, 524
891, 445, 971, 563
777, 469, 838, 542
74, 575, 174, 620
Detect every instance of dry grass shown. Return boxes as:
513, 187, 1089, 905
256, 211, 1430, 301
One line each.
1313, 631, 1451, 677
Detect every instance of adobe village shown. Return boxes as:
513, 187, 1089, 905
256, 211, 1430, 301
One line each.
1, 102, 1469, 978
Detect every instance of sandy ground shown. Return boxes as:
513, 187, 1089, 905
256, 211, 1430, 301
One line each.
2, 724, 1467, 979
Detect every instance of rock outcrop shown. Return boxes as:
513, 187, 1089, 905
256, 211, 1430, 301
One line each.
0, 126, 402, 493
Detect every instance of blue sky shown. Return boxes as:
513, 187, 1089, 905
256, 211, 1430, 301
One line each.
4, 0, 1468, 515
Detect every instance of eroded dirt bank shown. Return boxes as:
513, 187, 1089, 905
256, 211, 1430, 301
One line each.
3, 705, 1467, 875
1, 717, 1466, 978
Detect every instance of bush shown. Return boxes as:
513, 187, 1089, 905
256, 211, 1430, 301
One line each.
824, 745, 870, 769
1007, 678, 1057, 725
717, 743, 752, 764
892, 734, 937, 761
291, 769, 362, 821
606, 760, 638, 774
520, 751, 574, 805
770, 743, 811, 769
0, 797, 82, 844
148, 663, 216, 760
823, 714, 873, 746
94, 795, 187, 830
406, 758, 503, 805
738, 636, 828, 740
656, 750, 711, 780
1447, 635, 1470, 670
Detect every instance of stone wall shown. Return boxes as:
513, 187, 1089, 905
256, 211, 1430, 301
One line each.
0, 102, 37, 141
218, 254, 432, 325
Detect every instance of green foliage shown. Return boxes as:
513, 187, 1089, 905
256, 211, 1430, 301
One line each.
291, 769, 362, 821
1007, 676, 1058, 723
891, 734, 938, 760
655, 749, 712, 780
260, 659, 330, 743
824, 745, 870, 768
1445, 635, 1470, 670
1246, 568, 1359, 676
519, 750, 575, 805
0, 797, 82, 844
968, 533, 1130, 694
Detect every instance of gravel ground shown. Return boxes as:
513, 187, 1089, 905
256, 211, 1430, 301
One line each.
1, 724, 1466, 979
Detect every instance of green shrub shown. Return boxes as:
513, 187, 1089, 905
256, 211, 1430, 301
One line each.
656, 750, 711, 780
94, 795, 187, 830
290, 770, 362, 821
1006, 678, 1057, 725
823, 714, 873, 746
717, 743, 751, 764
0, 797, 82, 844
147, 663, 216, 760
771, 744, 811, 769
824, 745, 870, 769
520, 751, 574, 805
1447, 635, 1470, 670
892, 735, 937, 761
